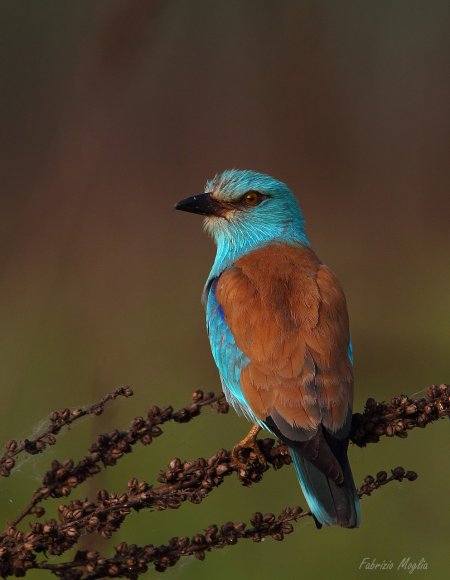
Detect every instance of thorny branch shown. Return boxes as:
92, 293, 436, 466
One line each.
0, 384, 448, 579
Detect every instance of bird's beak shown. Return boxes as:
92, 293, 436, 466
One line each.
175, 193, 226, 217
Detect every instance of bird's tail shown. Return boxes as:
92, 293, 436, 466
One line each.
290, 444, 361, 528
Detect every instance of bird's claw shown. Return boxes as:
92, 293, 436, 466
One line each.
231, 439, 266, 469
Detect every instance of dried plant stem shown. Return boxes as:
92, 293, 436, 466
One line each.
32, 468, 417, 579
1, 390, 228, 532
350, 384, 449, 446
0, 384, 447, 579
0, 386, 134, 478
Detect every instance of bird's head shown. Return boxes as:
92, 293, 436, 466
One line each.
175, 169, 308, 251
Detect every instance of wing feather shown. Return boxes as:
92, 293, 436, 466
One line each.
215, 243, 353, 436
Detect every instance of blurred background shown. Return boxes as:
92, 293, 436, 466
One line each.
0, 1, 449, 578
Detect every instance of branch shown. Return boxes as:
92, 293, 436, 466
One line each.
1, 390, 228, 531
33, 468, 418, 579
0, 384, 447, 578
0, 386, 134, 478
350, 384, 449, 446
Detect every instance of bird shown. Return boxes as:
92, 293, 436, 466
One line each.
175, 169, 361, 528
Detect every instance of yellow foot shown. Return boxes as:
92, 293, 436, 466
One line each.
231, 424, 266, 468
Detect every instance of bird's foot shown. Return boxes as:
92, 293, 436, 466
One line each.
231, 424, 266, 469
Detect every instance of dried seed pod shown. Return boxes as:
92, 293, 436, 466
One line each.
376, 471, 388, 482
392, 466, 406, 478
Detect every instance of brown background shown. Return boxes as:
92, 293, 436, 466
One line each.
0, 2, 449, 578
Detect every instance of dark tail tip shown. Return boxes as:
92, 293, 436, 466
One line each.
291, 447, 361, 528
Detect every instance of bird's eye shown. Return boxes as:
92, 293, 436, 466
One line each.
241, 191, 263, 206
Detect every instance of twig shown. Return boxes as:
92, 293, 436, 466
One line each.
32, 467, 417, 579
351, 384, 449, 446
2, 440, 288, 560
0, 442, 420, 567
0, 384, 447, 579
0, 386, 134, 478
2, 390, 229, 531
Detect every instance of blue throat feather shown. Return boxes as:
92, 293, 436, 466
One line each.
203, 169, 310, 295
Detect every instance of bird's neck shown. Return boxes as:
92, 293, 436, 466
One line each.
205, 218, 309, 288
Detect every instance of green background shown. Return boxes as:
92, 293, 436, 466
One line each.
0, 1, 449, 578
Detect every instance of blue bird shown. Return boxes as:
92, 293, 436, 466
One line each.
176, 169, 360, 528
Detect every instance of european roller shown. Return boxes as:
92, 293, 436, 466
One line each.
176, 169, 360, 528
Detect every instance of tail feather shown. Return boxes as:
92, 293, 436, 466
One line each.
290, 445, 361, 528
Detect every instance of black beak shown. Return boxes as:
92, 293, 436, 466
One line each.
175, 193, 225, 217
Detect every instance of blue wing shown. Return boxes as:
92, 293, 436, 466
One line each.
206, 278, 261, 424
